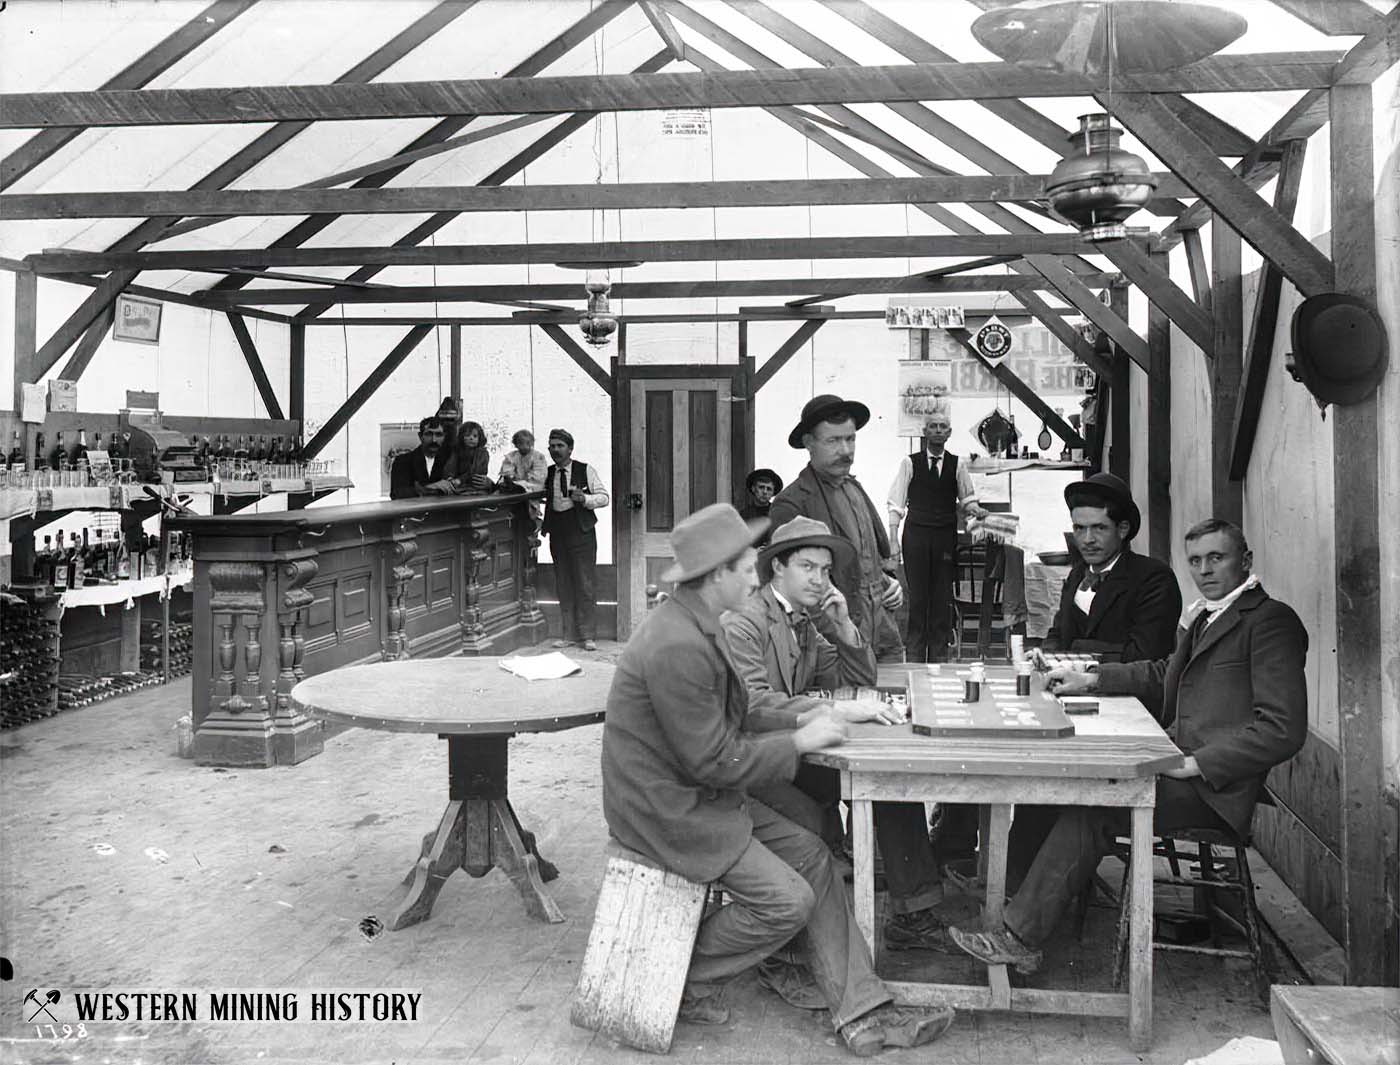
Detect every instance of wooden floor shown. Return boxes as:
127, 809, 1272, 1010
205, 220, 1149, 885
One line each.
0, 649, 1300, 1064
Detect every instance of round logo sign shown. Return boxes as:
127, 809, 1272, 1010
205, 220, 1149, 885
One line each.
975, 318, 1012, 362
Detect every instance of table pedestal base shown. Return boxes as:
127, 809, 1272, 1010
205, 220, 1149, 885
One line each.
379, 734, 564, 930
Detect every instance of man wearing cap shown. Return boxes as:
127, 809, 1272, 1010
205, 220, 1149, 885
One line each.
388, 416, 455, 499
542, 428, 608, 652
886, 409, 988, 663
951, 517, 1307, 973
769, 395, 905, 662
739, 468, 783, 527
602, 503, 954, 1054
723, 516, 959, 966
1040, 472, 1181, 665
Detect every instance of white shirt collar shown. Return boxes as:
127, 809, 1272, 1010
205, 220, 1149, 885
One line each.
1088, 551, 1122, 576
770, 586, 796, 616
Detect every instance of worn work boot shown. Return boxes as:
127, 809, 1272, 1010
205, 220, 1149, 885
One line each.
877, 1004, 956, 1048
948, 924, 1042, 975
676, 986, 729, 1026
883, 908, 957, 953
755, 956, 825, 1011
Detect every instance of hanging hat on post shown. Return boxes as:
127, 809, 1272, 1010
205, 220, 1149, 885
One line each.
745, 468, 784, 494
1287, 293, 1389, 408
435, 396, 462, 419
661, 503, 769, 583
788, 394, 872, 449
757, 517, 854, 582
1064, 472, 1141, 541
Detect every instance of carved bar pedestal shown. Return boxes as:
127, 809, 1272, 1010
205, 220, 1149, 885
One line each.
194, 561, 279, 766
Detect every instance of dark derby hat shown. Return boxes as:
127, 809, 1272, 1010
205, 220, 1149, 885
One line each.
1288, 293, 1389, 407
1064, 472, 1140, 541
745, 468, 784, 494
788, 394, 871, 449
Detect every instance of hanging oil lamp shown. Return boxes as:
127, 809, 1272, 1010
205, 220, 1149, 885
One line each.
1044, 113, 1156, 242
578, 271, 617, 347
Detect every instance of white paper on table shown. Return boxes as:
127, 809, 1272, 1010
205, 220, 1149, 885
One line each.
498, 652, 583, 681
1182, 1036, 1284, 1065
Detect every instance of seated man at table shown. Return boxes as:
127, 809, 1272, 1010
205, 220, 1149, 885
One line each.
722, 516, 958, 974
949, 517, 1308, 972
602, 503, 954, 1055
1039, 473, 1181, 665
388, 416, 455, 499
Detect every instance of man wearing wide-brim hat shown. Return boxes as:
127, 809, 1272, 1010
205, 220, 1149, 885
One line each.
723, 517, 962, 963
1038, 472, 1181, 665
601, 504, 954, 1054
739, 467, 784, 529
769, 394, 906, 662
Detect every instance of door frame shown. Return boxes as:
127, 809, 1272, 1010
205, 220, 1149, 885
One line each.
612, 358, 755, 640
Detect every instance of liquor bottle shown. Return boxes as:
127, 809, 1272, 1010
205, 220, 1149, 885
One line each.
33, 432, 46, 471
6, 429, 22, 468
110, 431, 129, 461
115, 532, 131, 580
37, 535, 54, 582
233, 435, 249, 462
72, 428, 89, 468
68, 533, 84, 589
86, 529, 104, 582
48, 539, 67, 589
50, 431, 67, 470
250, 435, 265, 463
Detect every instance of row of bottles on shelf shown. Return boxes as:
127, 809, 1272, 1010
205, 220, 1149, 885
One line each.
4, 428, 314, 485
0, 596, 60, 726
33, 529, 191, 591
6, 427, 129, 473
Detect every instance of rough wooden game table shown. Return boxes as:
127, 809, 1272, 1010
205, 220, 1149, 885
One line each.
807, 662, 1184, 1051
291, 657, 612, 930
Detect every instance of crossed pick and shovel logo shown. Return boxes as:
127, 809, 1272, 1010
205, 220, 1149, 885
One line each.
24, 989, 61, 1023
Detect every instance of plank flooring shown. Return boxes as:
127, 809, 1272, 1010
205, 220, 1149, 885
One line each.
0, 658, 1303, 1064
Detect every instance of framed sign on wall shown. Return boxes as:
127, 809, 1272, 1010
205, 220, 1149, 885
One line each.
112, 294, 163, 345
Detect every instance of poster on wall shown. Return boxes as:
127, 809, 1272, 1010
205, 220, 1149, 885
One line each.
886, 301, 965, 329
380, 422, 421, 497
897, 360, 953, 435
111, 294, 163, 345
912, 319, 1089, 398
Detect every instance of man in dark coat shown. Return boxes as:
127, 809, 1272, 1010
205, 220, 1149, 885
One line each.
769, 395, 905, 662
1041, 472, 1181, 664
542, 428, 608, 651
388, 416, 454, 499
602, 504, 954, 1053
949, 518, 1308, 971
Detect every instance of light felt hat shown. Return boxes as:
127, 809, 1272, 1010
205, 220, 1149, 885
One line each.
757, 517, 855, 582
661, 503, 769, 583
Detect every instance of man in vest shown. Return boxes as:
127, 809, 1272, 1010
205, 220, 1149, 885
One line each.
542, 428, 608, 652
886, 409, 988, 663
769, 395, 905, 663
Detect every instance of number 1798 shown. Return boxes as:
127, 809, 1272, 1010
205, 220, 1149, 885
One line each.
36, 1023, 88, 1040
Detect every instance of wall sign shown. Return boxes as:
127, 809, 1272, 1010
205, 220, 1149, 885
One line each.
974, 315, 1013, 362
112, 295, 163, 345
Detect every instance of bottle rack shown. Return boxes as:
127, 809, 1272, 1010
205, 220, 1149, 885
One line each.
142, 617, 193, 677
0, 591, 61, 727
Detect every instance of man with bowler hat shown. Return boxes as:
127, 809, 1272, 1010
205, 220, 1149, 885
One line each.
1038, 472, 1181, 665
542, 428, 608, 652
723, 516, 960, 970
602, 504, 954, 1053
769, 395, 905, 662
740, 468, 783, 525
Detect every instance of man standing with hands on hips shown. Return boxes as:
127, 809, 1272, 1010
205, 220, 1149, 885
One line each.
542, 428, 608, 652
769, 395, 906, 662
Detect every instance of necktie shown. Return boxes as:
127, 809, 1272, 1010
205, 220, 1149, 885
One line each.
791, 612, 812, 652
1080, 569, 1104, 593
1189, 610, 1209, 652
558, 466, 569, 497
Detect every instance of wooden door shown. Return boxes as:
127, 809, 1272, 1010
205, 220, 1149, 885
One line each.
614, 367, 752, 638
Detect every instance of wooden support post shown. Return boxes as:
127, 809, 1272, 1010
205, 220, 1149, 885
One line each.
1183, 229, 1212, 313
1146, 250, 1172, 564
1108, 283, 1131, 483
289, 324, 305, 428
1329, 81, 1388, 986
449, 324, 462, 404
12, 268, 38, 413
1210, 223, 1243, 526
33, 270, 136, 379
751, 319, 825, 392
303, 325, 432, 459
538, 323, 615, 396
226, 312, 285, 420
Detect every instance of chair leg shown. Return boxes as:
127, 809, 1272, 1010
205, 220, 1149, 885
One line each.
1198, 841, 1222, 947
1161, 837, 1182, 878
1112, 855, 1132, 989
1233, 845, 1271, 1002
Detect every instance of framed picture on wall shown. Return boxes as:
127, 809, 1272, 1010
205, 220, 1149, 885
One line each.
111, 294, 163, 345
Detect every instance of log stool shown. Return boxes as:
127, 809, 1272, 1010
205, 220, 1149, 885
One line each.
1111, 826, 1269, 1000
571, 839, 710, 1053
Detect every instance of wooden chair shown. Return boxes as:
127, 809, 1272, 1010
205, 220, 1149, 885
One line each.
1111, 826, 1270, 1000
571, 839, 710, 1053
952, 541, 1012, 661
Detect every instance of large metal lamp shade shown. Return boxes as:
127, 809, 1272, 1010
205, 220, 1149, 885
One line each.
1044, 113, 1157, 242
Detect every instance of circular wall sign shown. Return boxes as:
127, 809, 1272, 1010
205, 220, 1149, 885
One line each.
975, 317, 1013, 362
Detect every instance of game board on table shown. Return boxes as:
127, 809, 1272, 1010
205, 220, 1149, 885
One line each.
907, 669, 1076, 739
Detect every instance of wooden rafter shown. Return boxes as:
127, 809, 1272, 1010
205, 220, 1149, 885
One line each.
946, 328, 1085, 449
106, 0, 481, 254
226, 313, 285, 420
1182, 229, 1212, 313
1268, 0, 1384, 36
56, 308, 116, 384
752, 320, 826, 392
1100, 240, 1215, 355
0, 0, 259, 191
1107, 92, 1334, 297
0, 173, 1192, 221
32, 271, 139, 380
0, 52, 1345, 129
44, 271, 293, 325
302, 326, 433, 459
28, 233, 1107, 276
538, 324, 615, 396
638, 0, 687, 59
1023, 257, 1148, 370
1210, 221, 1244, 525
303, 308, 1048, 327
1228, 138, 1306, 480
197, 272, 1116, 309
1008, 290, 1113, 379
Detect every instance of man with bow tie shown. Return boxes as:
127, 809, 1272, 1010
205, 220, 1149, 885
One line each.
1039, 472, 1181, 665
949, 517, 1308, 973
723, 517, 958, 1007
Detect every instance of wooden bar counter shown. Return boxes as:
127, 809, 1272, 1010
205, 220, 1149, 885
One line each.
170, 490, 547, 767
